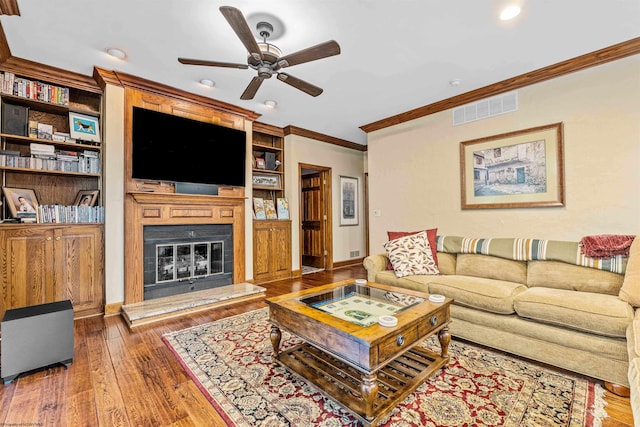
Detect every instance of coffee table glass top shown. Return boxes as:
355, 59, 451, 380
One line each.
298, 283, 426, 327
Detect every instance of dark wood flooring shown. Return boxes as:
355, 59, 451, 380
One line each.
0, 265, 634, 426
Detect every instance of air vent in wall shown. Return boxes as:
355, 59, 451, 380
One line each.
453, 91, 518, 126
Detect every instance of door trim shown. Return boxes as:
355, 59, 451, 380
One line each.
299, 163, 333, 271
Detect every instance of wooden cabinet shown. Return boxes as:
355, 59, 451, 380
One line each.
253, 220, 291, 283
0, 224, 104, 320
252, 122, 291, 283
0, 67, 105, 319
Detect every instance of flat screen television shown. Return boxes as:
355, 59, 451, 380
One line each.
131, 107, 246, 187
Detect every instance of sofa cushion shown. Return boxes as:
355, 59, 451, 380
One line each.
372, 269, 432, 293
455, 254, 527, 284
619, 235, 640, 306
428, 275, 526, 314
435, 252, 456, 275
527, 260, 624, 295
385, 228, 438, 269
383, 231, 439, 278
514, 287, 633, 338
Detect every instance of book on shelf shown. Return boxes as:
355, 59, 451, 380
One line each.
253, 197, 266, 220
37, 205, 104, 224
16, 211, 37, 223
28, 120, 38, 138
0, 71, 70, 106
36, 123, 53, 140
276, 197, 290, 219
264, 199, 277, 219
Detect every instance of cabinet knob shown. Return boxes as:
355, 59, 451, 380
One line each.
396, 334, 405, 346
46, 236, 52, 241
55, 236, 61, 241
430, 315, 438, 326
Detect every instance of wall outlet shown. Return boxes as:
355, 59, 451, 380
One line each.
373, 209, 381, 217
350, 250, 360, 257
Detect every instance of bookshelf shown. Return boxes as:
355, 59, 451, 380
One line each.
251, 122, 291, 282
0, 68, 105, 320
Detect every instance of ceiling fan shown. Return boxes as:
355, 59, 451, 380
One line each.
178, 6, 341, 100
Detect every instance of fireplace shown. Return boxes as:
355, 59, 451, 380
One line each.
143, 224, 233, 300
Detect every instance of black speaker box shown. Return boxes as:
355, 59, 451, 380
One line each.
1, 103, 29, 136
1, 300, 74, 384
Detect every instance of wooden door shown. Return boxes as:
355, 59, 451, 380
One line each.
54, 225, 104, 317
0, 227, 54, 320
302, 173, 325, 268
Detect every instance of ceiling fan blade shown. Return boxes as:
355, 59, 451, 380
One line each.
219, 6, 263, 61
277, 73, 323, 97
275, 40, 340, 70
178, 58, 248, 69
240, 77, 264, 100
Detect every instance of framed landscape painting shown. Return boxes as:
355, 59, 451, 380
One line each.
460, 122, 564, 209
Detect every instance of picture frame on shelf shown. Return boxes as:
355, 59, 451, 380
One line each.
2, 186, 39, 222
339, 176, 358, 226
69, 112, 101, 143
252, 173, 281, 189
460, 122, 564, 209
73, 189, 99, 207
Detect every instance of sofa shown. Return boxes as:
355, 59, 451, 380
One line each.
364, 233, 639, 419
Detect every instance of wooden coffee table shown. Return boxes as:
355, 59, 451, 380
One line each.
266, 279, 451, 426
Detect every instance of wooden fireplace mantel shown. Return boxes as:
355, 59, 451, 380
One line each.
124, 191, 246, 305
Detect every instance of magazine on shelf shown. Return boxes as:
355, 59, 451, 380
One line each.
253, 197, 266, 220
276, 197, 290, 219
264, 199, 277, 219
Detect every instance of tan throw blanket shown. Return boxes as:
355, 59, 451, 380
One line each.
580, 234, 635, 258
437, 235, 628, 274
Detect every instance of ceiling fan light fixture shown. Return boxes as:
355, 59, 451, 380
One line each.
106, 47, 127, 60
264, 100, 277, 109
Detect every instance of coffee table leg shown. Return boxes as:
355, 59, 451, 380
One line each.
361, 372, 378, 421
270, 325, 282, 356
438, 327, 451, 360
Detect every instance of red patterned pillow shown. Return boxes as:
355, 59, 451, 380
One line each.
386, 228, 438, 269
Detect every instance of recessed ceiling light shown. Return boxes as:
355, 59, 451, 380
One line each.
500, 5, 521, 20
264, 100, 277, 109
449, 79, 462, 87
199, 79, 215, 87
106, 48, 127, 60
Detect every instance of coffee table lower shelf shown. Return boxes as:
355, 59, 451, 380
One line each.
276, 342, 449, 426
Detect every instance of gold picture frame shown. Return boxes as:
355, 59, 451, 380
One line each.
2, 186, 39, 222
460, 123, 564, 209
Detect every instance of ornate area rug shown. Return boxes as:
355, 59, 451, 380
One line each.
162, 308, 607, 426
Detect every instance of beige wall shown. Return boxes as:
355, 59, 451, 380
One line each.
285, 135, 367, 270
367, 54, 640, 254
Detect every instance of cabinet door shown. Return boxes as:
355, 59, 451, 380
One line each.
271, 221, 292, 278
253, 221, 274, 282
0, 228, 54, 320
54, 226, 104, 317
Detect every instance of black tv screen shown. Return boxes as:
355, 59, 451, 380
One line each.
131, 107, 246, 187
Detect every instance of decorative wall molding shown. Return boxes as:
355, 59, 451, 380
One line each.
360, 37, 640, 134
284, 125, 366, 152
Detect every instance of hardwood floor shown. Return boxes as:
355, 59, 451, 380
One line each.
0, 265, 634, 426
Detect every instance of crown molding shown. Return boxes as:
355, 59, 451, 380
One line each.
284, 125, 366, 152
96, 69, 261, 121
360, 37, 640, 134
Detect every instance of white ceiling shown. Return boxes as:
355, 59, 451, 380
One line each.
1, 1, 639, 145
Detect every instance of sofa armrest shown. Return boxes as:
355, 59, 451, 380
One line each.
363, 253, 389, 282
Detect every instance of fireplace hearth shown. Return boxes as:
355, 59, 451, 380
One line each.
143, 224, 233, 300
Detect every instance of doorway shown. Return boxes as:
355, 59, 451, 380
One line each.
299, 163, 332, 274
